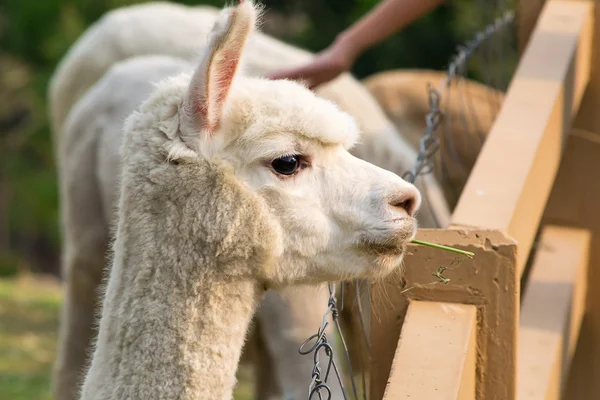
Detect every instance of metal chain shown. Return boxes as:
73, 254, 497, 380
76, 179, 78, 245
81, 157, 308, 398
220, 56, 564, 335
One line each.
299, 283, 352, 400
402, 85, 442, 184
402, 9, 515, 185
300, 9, 516, 400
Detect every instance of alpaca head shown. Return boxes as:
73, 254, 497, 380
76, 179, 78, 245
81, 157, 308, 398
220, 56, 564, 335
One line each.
122, 0, 421, 285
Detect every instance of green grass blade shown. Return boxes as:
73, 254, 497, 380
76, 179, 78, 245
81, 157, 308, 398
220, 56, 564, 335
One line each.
411, 239, 475, 259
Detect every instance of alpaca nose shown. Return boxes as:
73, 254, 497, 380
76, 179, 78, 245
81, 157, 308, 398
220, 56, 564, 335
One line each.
388, 184, 420, 218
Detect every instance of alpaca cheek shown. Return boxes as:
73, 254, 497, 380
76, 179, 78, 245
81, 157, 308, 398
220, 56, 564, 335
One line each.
257, 250, 281, 283
250, 207, 284, 282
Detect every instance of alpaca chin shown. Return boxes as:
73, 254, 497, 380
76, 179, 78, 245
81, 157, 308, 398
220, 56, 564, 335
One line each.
370, 251, 407, 280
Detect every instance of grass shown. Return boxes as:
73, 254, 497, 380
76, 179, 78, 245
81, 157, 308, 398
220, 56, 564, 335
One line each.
0, 274, 254, 400
0, 275, 61, 400
411, 239, 475, 259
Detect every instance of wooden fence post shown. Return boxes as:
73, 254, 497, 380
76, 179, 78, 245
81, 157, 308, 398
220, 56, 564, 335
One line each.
370, 229, 518, 400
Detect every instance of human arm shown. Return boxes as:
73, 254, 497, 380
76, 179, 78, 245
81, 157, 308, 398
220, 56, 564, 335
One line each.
267, 0, 445, 89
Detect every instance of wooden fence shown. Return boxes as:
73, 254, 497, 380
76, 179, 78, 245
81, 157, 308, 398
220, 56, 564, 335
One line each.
368, 0, 600, 398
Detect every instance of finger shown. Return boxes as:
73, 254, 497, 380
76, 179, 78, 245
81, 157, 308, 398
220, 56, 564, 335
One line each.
267, 67, 308, 81
268, 60, 325, 81
307, 79, 320, 91
307, 72, 335, 90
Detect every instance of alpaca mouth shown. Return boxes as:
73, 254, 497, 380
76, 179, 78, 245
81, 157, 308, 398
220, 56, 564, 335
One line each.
361, 241, 407, 256
355, 235, 410, 257
355, 219, 417, 257
366, 246, 407, 279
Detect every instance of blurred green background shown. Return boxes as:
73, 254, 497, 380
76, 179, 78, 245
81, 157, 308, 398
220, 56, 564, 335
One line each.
0, 0, 516, 398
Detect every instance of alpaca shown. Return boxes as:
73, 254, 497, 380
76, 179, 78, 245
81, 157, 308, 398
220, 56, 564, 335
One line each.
56, 52, 341, 399
49, 3, 449, 399
75, 2, 421, 399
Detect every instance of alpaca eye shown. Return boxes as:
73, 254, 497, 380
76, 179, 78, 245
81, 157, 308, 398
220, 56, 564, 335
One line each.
271, 155, 300, 176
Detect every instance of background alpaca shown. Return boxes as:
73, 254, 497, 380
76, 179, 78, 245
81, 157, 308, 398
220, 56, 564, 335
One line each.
54, 54, 190, 399
49, 2, 451, 399
77, 2, 421, 399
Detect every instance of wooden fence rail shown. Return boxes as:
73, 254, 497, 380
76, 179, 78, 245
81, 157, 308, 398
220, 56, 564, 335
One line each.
384, 301, 477, 400
517, 226, 590, 399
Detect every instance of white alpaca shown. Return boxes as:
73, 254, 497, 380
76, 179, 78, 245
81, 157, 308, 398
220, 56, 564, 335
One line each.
49, 3, 450, 399
58, 52, 338, 399
76, 2, 420, 399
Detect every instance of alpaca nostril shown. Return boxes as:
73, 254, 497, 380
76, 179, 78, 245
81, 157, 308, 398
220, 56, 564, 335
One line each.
394, 198, 414, 213
389, 191, 418, 217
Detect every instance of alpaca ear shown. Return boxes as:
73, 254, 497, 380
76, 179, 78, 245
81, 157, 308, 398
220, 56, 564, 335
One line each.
183, 0, 257, 137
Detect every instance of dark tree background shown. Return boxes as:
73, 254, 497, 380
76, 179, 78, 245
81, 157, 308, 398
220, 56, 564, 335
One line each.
0, 0, 516, 277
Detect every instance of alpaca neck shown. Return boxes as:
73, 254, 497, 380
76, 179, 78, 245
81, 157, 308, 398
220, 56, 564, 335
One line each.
79, 239, 262, 400
78, 160, 272, 400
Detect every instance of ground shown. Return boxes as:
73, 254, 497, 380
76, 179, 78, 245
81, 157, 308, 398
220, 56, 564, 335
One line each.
0, 275, 254, 400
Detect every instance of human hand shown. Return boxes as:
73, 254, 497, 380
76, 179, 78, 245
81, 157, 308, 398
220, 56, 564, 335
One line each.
267, 40, 356, 90
268, 0, 445, 90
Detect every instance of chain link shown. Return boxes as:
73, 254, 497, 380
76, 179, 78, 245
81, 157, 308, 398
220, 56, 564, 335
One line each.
403, 10, 515, 185
298, 283, 352, 400
402, 86, 442, 184
300, 9, 516, 400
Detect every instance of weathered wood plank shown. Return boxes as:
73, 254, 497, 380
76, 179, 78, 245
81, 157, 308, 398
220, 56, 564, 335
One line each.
451, 0, 593, 276
382, 301, 477, 400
